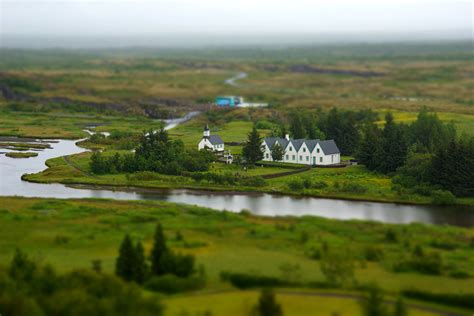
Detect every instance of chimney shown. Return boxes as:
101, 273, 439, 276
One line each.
285, 134, 290, 141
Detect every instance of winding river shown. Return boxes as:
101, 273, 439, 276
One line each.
0, 117, 473, 227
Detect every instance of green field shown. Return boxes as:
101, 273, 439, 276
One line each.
0, 197, 472, 315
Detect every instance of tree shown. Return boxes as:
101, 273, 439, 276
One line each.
242, 127, 264, 165
377, 113, 408, 173
393, 295, 407, 316
9, 248, 36, 282
431, 135, 474, 196
356, 123, 382, 171
320, 251, 355, 287
151, 223, 168, 276
271, 143, 285, 162
115, 234, 137, 282
360, 284, 387, 316
289, 112, 306, 139
134, 241, 147, 284
90, 151, 107, 174
256, 288, 283, 316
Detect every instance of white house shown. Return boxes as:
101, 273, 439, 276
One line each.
198, 125, 224, 152
262, 135, 341, 166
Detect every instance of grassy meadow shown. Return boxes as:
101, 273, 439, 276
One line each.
0, 196, 472, 315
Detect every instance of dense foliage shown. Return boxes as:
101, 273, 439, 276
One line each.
115, 224, 198, 291
90, 128, 214, 175
242, 126, 265, 164
0, 249, 162, 316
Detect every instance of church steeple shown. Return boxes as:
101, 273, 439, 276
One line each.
203, 124, 210, 138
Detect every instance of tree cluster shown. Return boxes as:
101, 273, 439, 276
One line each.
90, 128, 214, 175
115, 224, 196, 286
1, 249, 162, 316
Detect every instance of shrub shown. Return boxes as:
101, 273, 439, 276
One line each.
144, 274, 205, 294
287, 179, 304, 191
220, 272, 287, 289
240, 176, 267, 187
337, 182, 367, 194
364, 246, 384, 262
431, 190, 456, 205
448, 270, 470, 279
312, 180, 328, 189
393, 252, 443, 275
402, 289, 474, 309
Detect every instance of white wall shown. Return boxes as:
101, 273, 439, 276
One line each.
262, 140, 340, 166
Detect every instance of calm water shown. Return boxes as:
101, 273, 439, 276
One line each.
0, 124, 473, 227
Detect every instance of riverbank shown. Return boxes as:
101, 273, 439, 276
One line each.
0, 196, 472, 315
23, 151, 474, 208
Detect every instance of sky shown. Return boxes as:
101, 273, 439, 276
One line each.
0, 0, 472, 47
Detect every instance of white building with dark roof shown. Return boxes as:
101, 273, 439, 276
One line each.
262, 135, 341, 166
198, 125, 224, 152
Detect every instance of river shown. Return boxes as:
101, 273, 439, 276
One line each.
0, 118, 473, 227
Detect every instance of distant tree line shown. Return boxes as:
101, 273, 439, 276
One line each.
90, 128, 214, 175
275, 106, 472, 198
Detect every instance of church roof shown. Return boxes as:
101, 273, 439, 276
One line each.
263, 137, 340, 155
208, 135, 224, 145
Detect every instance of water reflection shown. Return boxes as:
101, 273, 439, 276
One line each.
1, 137, 473, 227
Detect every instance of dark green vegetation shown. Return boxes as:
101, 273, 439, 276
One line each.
90, 128, 214, 175
4, 152, 38, 158
1, 249, 163, 316
0, 197, 473, 315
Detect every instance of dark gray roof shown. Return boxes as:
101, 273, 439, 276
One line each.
291, 139, 305, 151
319, 140, 340, 155
209, 135, 223, 145
263, 137, 340, 155
305, 139, 320, 152
264, 137, 289, 150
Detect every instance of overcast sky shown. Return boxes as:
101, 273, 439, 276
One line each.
0, 0, 472, 46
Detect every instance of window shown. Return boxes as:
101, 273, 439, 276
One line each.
289, 146, 293, 151
303, 148, 306, 152
306, 156, 309, 161
331, 155, 333, 162
317, 148, 320, 153
299, 155, 302, 161
292, 155, 295, 161
320, 157, 323, 162
286, 154, 289, 160
266, 153, 269, 159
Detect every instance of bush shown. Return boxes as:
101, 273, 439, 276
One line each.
287, 179, 304, 191
393, 252, 443, 275
240, 176, 267, 187
144, 274, 205, 294
312, 180, 328, 189
364, 246, 384, 262
431, 190, 456, 205
220, 272, 287, 289
336, 182, 367, 194
402, 289, 474, 309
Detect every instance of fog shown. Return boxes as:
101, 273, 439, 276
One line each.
1, 0, 472, 48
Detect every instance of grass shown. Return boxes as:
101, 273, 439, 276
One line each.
0, 196, 472, 314
164, 289, 460, 316
5, 151, 38, 158
23, 151, 474, 206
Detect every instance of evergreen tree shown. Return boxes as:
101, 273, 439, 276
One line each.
360, 285, 387, 316
323, 108, 359, 155
134, 241, 147, 284
90, 151, 107, 174
151, 223, 168, 276
393, 295, 407, 316
271, 143, 285, 162
378, 113, 408, 173
289, 112, 306, 139
242, 127, 264, 165
9, 248, 37, 282
115, 234, 137, 282
431, 136, 474, 196
256, 288, 283, 316
356, 123, 382, 171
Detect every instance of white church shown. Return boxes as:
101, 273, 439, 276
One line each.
198, 124, 225, 152
262, 135, 341, 166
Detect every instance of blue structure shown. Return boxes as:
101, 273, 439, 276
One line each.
215, 96, 243, 107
